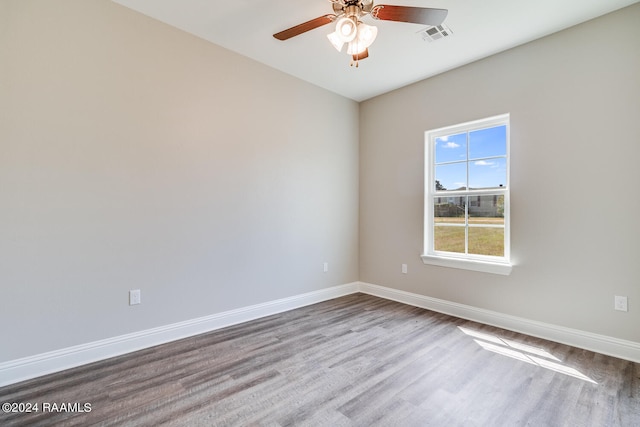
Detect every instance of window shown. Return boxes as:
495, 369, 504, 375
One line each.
422, 114, 511, 275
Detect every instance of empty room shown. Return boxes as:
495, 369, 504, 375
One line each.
1, 0, 639, 425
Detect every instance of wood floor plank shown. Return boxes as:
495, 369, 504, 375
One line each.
1, 293, 638, 426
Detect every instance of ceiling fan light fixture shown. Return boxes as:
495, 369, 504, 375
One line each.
335, 16, 357, 42
327, 31, 344, 52
347, 39, 367, 56
356, 22, 378, 48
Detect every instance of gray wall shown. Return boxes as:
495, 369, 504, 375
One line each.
0, 0, 359, 362
359, 4, 640, 343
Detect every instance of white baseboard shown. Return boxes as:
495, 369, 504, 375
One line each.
3, 281, 638, 388
358, 282, 640, 364
0, 282, 359, 387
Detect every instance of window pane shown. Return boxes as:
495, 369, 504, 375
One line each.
434, 196, 465, 224
435, 162, 467, 191
469, 125, 506, 159
468, 157, 506, 189
434, 226, 465, 253
468, 195, 505, 224
435, 132, 466, 163
468, 227, 504, 256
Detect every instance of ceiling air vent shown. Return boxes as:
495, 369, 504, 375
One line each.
419, 24, 453, 42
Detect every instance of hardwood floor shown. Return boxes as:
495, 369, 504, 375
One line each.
1, 293, 638, 426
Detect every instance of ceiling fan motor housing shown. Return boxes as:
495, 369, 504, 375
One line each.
332, 1, 373, 17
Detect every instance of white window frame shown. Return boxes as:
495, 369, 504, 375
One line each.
422, 114, 512, 275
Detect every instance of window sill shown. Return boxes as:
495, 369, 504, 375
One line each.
421, 254, 512, 275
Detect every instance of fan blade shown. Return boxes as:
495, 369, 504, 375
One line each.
352, 49, 369, 61
273, 15, 336, 41
371, 5, 447, 26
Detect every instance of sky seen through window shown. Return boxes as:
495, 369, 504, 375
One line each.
435, 125, 507, 190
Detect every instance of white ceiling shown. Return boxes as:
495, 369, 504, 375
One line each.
112, 0, 638, 102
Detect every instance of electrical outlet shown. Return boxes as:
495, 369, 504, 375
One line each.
614, 295, 628, 312
129, 289, 141, 306
402, 264, 408, 274
323, 262, 328, 273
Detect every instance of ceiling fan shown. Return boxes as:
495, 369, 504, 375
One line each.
273, 0, 448, 66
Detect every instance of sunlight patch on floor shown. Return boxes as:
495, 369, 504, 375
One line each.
458, 326, 597, 384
